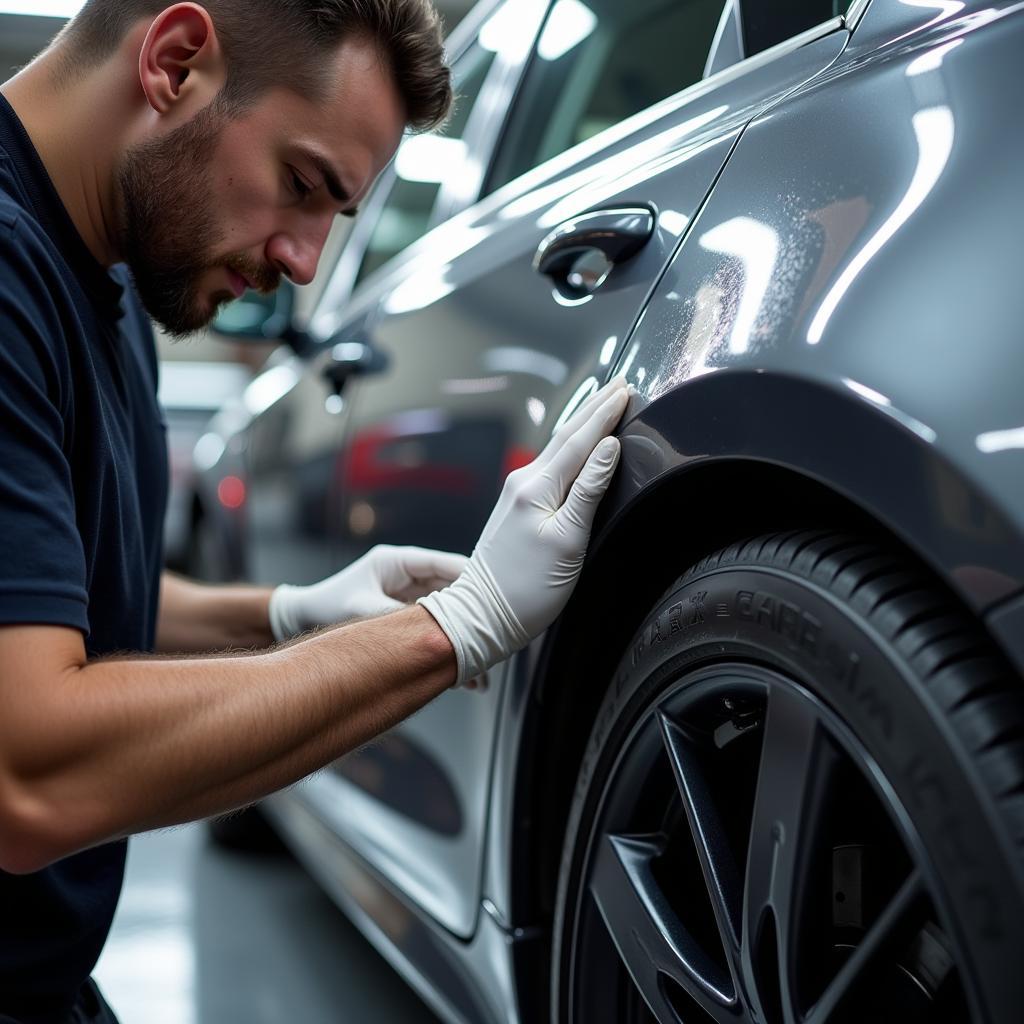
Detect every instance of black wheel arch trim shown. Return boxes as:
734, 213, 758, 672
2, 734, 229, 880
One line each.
603, 370, 1024, 618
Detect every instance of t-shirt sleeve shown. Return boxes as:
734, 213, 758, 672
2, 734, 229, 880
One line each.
0, 214, 89, 632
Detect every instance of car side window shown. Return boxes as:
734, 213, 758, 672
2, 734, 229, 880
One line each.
486, 0, 728, 195
352, 42, 496, 288
742, 0, 852, 57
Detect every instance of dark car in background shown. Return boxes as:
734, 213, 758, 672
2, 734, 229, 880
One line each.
159, 360, 251, 571
193, 0, 1024, 1021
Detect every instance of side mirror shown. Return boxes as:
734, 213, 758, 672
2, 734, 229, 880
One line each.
212, 282, 310, 354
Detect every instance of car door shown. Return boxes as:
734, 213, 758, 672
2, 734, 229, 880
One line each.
285, 0, 852, 942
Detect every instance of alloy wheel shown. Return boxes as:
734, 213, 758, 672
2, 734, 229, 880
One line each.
565, 666, 975, 1024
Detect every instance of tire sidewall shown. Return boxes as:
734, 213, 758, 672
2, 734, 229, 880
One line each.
551, 563, 1024, 1024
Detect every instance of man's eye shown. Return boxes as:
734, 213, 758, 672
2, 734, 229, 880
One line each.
290, 170, 313, 199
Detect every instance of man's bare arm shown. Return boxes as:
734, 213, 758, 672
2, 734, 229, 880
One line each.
0, 379, 629, 876
156, 572, 274, 653
0, 610, 454, 874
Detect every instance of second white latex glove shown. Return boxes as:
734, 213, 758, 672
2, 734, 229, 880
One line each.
269, 545, 469, 641
419, 379, 628, 685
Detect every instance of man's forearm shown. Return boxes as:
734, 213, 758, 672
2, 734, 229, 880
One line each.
1, 608, 454, 872
156, 572, 275, 653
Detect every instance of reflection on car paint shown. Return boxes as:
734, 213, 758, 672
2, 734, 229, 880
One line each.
334, 733, 464, 837
808, 106, 955, 345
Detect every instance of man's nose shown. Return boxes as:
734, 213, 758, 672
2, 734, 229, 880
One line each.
265, 215, 333, 287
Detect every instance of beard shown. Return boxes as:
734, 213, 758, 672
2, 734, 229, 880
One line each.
116, 102, 280, 338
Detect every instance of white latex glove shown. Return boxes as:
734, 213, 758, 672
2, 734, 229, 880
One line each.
418, 378, 628, 685
269, 545, 469, 641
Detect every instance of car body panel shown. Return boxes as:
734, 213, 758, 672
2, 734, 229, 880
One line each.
607, 0, 1024, 612
290, 21, 850, 941
263, 792, 538, 1024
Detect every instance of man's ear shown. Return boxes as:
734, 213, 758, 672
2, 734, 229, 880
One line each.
138, 3, 226, 115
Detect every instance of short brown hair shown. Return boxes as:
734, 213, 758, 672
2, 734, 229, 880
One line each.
61, 0, 452, 131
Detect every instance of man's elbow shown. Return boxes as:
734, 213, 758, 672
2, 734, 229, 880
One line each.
0, 771, 79, 875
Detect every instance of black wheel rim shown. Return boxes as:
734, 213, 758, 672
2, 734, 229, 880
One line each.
566, 665, 978, 1024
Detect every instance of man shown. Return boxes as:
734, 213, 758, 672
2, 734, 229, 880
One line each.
0, 1, 628, 1021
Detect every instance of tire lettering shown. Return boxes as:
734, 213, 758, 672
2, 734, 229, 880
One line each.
668, 603, 684, 633
635, 594, 711, 664
736, 589, 859, 679
650, 616, 664, 645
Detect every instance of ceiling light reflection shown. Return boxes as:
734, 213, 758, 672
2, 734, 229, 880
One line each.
658, 210, 690, 236
193, 432, 226, 473
976, 427, 1024, 454
599, 336, 618, 365
383, 266, 456, 314
906, 37, 963, 75
843, 377, 937, 443
843, 378, 891, 407
395, 136, 467, 184
537, 0, 597, 61
243, 364, 299, 416
442, 376, 509, 395
808, 105, 954, 345
483, 347, 568, 385
479, 0, 546, 58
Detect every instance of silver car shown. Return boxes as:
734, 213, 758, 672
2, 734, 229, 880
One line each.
197, 0, 1024, 1020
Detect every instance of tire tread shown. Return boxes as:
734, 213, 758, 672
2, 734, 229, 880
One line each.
679, 528, 1024, 860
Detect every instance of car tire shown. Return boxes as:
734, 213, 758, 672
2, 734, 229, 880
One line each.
550, 529, 1024, 1024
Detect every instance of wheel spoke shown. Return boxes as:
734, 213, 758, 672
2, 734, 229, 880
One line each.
806, 871, 925, 1024
590, 830, 737, 1022
660, 713, 743, 956
742, 685, 834, 1022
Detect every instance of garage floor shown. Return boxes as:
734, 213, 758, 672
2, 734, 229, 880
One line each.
93, 824, 440, 1024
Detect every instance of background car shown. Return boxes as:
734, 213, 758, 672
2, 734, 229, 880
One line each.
159, 360, 252, 571
194, 0, 1024, 1021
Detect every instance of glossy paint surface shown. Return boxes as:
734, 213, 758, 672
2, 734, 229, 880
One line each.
213, 1, 1024, 1020
608, 0, 1024, 610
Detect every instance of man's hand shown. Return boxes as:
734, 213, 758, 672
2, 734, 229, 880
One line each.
268, 545, 469, 641
419, 378, 629, 685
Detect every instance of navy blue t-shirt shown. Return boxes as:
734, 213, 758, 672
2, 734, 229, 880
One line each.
0, 95, 168, 1022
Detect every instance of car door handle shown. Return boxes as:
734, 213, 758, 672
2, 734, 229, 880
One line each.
321, 340, 389, 395
533, 206, 656, 294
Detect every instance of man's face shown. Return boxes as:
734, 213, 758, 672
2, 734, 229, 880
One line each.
118, 36, 406, 337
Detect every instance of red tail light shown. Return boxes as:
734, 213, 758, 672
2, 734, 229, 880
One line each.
217, 476, 246, 510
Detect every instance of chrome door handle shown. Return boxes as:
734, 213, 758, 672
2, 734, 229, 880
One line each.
533, 206, 656, 294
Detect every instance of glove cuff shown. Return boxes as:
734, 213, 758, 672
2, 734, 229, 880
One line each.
417, 559, 529, 686
269, 584, 303, 642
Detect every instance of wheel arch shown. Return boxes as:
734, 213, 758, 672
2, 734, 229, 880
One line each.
499, 370, 1024, 950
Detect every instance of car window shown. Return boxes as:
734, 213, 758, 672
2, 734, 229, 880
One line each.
353, 42, 496, 287
743, 0, 852, 57
486, 0, 728, 195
